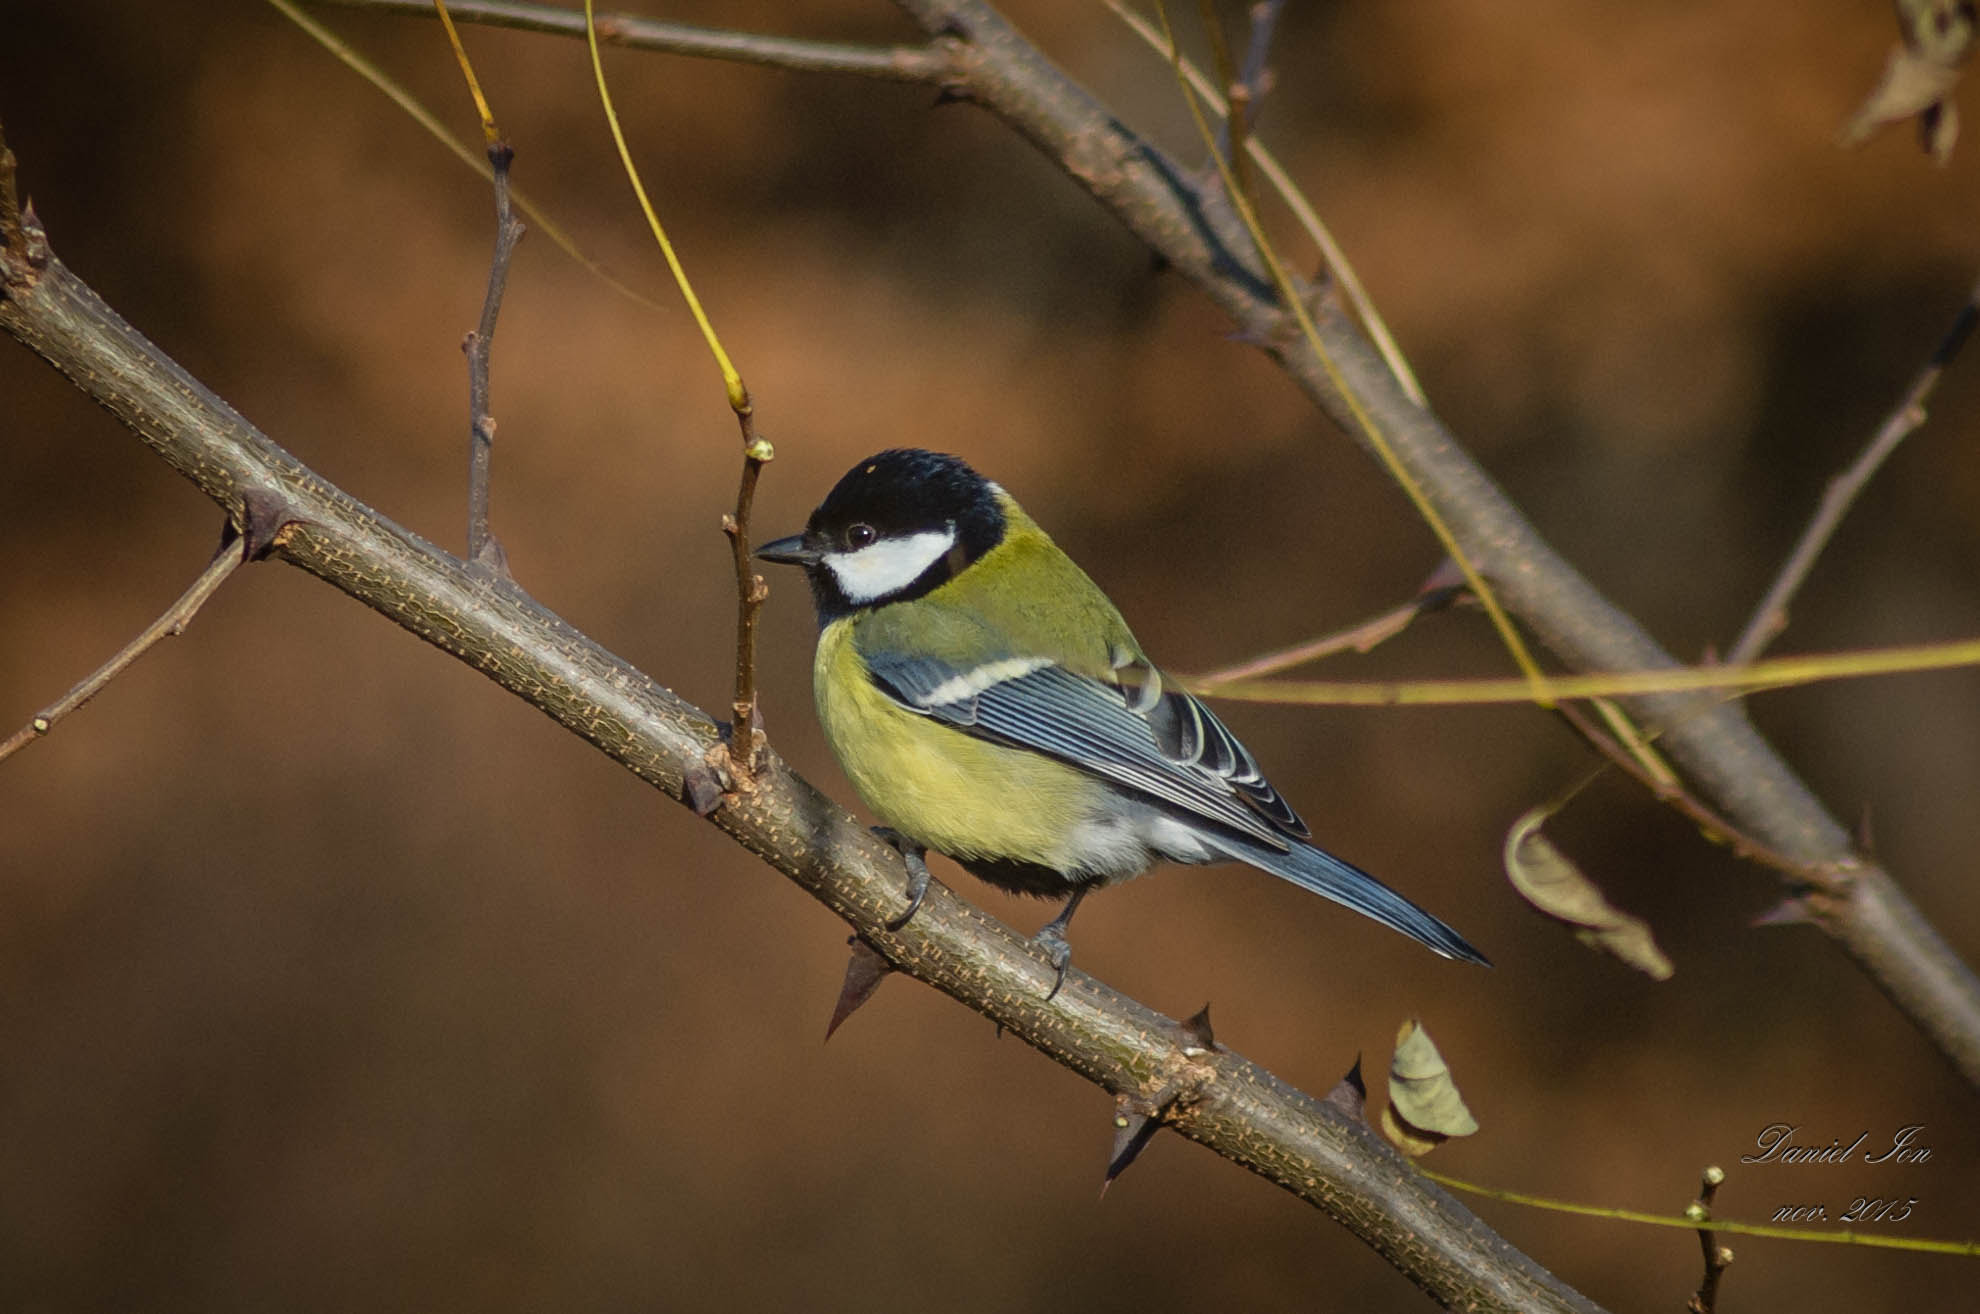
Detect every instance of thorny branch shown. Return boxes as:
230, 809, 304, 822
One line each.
11, 0, 1980, 1293
0, 186, 1603, 1314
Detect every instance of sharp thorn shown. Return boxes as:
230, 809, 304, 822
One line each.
1752, 897, 1816, 927
826, 936, 895, 1040
470, 532, 514, 582
1179, 1003, 1215, 1051
683, 763, 726, 817
1325, 1054, 1367, 1114
238, 486, 305, 560
1417, 556, 1468, 605
1103, 1096, 1163, 1191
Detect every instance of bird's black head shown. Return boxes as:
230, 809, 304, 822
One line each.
757, 449, 1007, 622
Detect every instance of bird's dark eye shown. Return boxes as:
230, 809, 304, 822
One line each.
846, 523, 877, 549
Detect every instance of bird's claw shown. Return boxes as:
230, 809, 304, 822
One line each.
872, 827, 931, 932
1033, 922, 1073, 1003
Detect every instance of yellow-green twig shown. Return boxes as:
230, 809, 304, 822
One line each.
1422, 1169, 1980, 1258
1191, 634, 1980, 707
433, 0, 498, 141
584, 0, 745, 413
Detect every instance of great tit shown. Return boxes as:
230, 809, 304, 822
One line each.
758, 449, 1487, 994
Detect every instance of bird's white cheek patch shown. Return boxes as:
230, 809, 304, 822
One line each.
823, 528, 957, 603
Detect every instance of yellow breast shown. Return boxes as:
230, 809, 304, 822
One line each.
814, 619, 1100, 873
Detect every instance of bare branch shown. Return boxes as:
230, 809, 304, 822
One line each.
1196, 560, 1466, 683
718, 404, 773, 782
1685, 1166, 1734, 1314
0, 196, 1603, 1314
0, 532, 245, 765
465, 139, 525, 571
1235, 1, 1284, 107
1189, 0, 1250, 205
1217, 0, 1284, 193
1729, 272, 1980, 664
307, 0, 956, 83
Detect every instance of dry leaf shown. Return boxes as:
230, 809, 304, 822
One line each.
1505, 807, 1675, 980
1899, 0, 1980, 63
1840, 0, 1978, 162
1380, 1019, 1478, 1158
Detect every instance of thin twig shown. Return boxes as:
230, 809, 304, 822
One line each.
1218, 0, 1284, 202
1191, 0, 1250, 206
1685, 1166, 1734, 1314
0, 533, 247, 765
721, 405, 774, 780
308, 0, 954, 81
1425, 1164, 1978, 1255
465, 139, 525, 570
1194, 560, 1466, 683
1235, 2, 1283, 105
1191, 637, 1980, 706
433, 0, 499, 138
1196, 602, 1424, 682
1730, 272, 1980, 664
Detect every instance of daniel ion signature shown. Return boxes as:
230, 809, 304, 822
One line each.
1737, 1123, 1932, 1224
1739, 1123, 1931, 1166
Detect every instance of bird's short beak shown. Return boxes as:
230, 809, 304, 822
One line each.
755, 533, 821, 566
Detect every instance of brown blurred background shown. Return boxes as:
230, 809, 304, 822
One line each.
5, 1, 1980, 1309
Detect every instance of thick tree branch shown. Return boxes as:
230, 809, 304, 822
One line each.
882, 0, 1980, 1091
0, 208, 1601, 1314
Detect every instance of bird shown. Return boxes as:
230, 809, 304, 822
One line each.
756, 448, 1487, 996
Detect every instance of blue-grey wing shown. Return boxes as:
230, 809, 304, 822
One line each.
866, 652, 1306, 850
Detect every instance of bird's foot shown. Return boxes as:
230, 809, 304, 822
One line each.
871, 827, 931, 932
1032, 922, 1073, 1003
1032, 886, 1089, 1003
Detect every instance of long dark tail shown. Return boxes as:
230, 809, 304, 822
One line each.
1211, 835, 1490, 966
